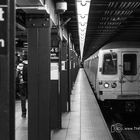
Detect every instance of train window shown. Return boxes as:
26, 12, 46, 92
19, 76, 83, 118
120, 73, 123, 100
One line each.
123, 54, 137, 75
102, 53, 117, 74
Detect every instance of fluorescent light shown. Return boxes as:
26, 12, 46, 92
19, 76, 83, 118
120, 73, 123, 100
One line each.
76, 0, 91, 59
39, 0, 44, 6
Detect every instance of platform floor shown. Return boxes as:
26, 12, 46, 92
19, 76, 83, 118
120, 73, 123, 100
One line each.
52, 69, 113, 140
15, 68, 113, 140
15, 100, 28, 140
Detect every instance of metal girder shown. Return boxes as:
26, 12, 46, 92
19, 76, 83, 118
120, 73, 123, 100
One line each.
83, 0, 140, 60
16, 0, 140, 59
16, 0, 44, 6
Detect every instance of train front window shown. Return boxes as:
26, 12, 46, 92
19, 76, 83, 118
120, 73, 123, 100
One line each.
123, 54, 137, 75
102, 53, 117, 74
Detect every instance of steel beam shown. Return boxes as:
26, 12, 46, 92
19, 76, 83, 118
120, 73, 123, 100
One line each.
27, 14, 51, 140
0, 0, 15, 140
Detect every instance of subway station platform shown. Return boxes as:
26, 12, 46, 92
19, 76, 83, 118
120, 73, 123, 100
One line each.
52, 69, 113, 140
16, 69, 113, 140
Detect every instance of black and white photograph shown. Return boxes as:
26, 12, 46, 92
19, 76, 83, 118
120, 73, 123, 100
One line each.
0, 0, 140, 140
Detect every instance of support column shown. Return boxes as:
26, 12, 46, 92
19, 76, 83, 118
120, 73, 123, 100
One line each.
50, 27, 61, 129
0, 0, 15, 140
27, 14, 51, 140
67, 34, 71, 111
60, 39, 68, 112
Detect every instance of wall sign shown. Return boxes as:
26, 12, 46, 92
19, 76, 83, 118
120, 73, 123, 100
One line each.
61, 61, 66, 71
51, 62, 59, 80
0, 2, 8, 55
50, 47, 59, 60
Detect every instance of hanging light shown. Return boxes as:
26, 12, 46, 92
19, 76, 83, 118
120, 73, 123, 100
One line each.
76, 0, 91, 59
56, 1, 67, 14
81, 0, 87, 6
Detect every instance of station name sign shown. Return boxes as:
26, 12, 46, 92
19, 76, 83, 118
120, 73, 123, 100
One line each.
0, 0, 8, 55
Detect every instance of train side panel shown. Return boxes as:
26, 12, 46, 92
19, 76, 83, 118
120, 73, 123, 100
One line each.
84, 52, 99, 91
84, 42, 140, 112
90, 55, 99, 90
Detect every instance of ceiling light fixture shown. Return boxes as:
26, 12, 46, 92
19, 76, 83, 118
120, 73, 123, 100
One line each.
76, 0, 91, 59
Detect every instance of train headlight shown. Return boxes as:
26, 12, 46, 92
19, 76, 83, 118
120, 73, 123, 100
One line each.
104, 82, 109, 88
111, 82, 117, 88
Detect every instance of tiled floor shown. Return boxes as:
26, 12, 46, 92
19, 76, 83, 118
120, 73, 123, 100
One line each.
15, 68, 113, 140
51, 76, 80, 140
52, 69, 113, 140
15, 100, 28, 140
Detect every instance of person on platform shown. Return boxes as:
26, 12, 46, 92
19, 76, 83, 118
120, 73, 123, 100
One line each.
20, 55, 28, 118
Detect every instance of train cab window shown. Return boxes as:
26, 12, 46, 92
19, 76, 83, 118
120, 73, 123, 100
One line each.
102, 53, 117, 74
123, 54, 137, 75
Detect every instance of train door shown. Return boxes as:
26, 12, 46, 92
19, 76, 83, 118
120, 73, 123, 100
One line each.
121, 52, 140, 95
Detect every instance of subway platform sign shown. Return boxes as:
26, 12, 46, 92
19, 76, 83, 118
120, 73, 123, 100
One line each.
0, 2, 8, 55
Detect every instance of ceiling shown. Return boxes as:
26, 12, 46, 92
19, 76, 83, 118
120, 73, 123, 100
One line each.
60, 0, 80, 54
16, 0, 79, 51
55, 0, 140, 60
83, 0, 140, 60
16, 0, 140, 60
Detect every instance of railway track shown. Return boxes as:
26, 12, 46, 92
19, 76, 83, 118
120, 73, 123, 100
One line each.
100, 106, 140, 140
90, 83, 140, 140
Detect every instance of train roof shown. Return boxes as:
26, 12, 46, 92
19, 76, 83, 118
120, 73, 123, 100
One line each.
101, 41, 140, 50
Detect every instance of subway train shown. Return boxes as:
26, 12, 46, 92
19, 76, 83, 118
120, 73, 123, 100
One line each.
84, 41, 140, 112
